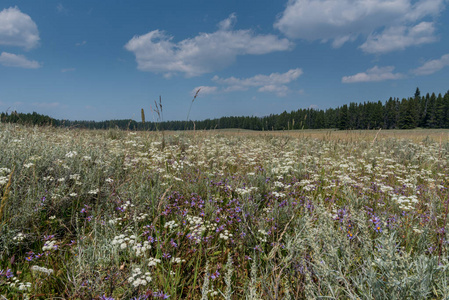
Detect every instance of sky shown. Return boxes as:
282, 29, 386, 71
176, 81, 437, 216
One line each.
0, 0, 449, 122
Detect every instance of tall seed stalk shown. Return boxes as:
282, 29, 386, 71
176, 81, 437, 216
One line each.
186, 88, 200, 131
153, 96, 165, 149
141, 108, 145, 130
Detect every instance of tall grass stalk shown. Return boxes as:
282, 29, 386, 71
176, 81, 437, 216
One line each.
186, 88, 200, 130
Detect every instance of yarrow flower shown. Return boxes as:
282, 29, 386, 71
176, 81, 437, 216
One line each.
31, 265, 54, 275
88, 188, 99, 195
148, 257, 161, 267
65, 151, 77, 158
42, 239, 58, 251
128, 268, 151, 288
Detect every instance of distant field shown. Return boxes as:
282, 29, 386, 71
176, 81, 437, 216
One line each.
1, 123, 449, 299
203, 128, 449, 142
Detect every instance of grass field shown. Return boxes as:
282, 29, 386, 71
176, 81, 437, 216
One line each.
1, 123, 449, 299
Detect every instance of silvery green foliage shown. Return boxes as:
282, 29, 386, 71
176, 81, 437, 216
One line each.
224, 253, 233, 300
248, 254, 260, 300
201, 262, 210, 300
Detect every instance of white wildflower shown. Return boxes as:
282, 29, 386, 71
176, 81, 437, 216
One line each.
65, 151, 77, 158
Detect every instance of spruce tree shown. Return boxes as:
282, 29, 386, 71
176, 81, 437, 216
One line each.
398, 98, 416, 129
338, 104, 349, 130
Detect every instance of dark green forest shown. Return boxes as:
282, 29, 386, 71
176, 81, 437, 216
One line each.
2, 88, 449, 131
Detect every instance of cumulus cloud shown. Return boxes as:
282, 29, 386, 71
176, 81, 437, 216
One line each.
274, 0, 444, 53
257, 85, 290, 97
360, 22, 436, 53
196, 68, 303, 97
0, 52, 41, 68
212, 68, 302, 93
412, 53, 449, 75
0, 6, 40, 49
342, 66, 404, 83
125, 14, 293, 77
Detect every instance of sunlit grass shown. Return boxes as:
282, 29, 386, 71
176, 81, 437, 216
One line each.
1, 123, 449, 299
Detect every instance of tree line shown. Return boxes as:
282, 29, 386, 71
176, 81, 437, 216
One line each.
2, 88, 449, 131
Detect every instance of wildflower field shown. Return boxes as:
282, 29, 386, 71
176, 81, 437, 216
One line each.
1, 123, 449, 299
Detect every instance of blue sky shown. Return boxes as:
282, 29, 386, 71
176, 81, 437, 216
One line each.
0, 0, 448, 121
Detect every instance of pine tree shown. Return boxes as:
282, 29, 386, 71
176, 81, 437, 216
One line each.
398, 98, 416, 129
338, 105, 349, 130
414, 87, 421, 99
426, 93, 437, 128
435, 93, 445, 128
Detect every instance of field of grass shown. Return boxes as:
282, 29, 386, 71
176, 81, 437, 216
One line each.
1, 123, 449, 299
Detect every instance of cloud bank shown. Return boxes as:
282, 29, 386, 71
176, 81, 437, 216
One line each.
0, 52, 41, 68
193, 68, 303, 97
412, 53, 449, 75
274, 0, 445, 53
342, 66, 404, 83
125, 14, 293, 77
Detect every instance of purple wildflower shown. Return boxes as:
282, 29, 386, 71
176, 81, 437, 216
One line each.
210, 270, 220, 280
43, 234, 55, 241
5, 268, 13, 278
254, 245, 263, 252
153, 291, 170, 299
347, 231, 354, 240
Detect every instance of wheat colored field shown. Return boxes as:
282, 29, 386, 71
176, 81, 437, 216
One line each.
1, 124, 449, 299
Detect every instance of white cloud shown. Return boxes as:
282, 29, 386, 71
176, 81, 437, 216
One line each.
257, 85, 290, 97
125, 14, 293, 77
342, 66, 404, 83
76, 40, 87, 46
274, 0, 445, 53
412, 53, 449, 75
208, 68, 302, 96
213, 68, 302, 87
0, 7, 40, 50
191, 86, 218, 96
0, 52, 41, 68
218, 12, 237, 31
360, 22, 436, 53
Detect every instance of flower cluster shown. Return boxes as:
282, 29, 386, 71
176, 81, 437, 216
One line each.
42, 239, 58, 251
128, 268, 152, 288
112, 234, 137, 250
0, 167, 11, 185
148, 257, 161, 267
13, 232, 26, 243
31, 265, 54, 275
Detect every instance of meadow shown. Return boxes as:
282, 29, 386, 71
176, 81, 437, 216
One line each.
1, 123, 449, 299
